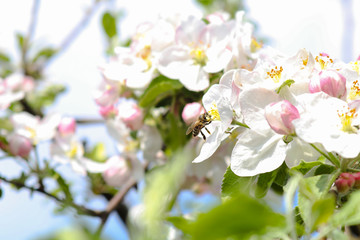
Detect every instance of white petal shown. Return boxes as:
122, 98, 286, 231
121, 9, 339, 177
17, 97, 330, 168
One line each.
231, 129, 286, 176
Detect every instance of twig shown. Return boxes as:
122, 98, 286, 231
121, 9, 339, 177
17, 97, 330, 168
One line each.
95, 178, 137, 236
0, 175, 102, 217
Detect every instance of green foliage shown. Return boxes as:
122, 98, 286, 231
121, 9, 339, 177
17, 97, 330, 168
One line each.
0, 118, 14, 131
169, 193, 286, 240
275, 79, 295, 94
101, 12, 117, 39
26, 84, 66, 112
255, 167, 279, 198
221, 166, 254, 197
291, 160, 324, 175
16, 32, 25, 50
32, 47, 58, 64
139, 75, 183, 108
0, 51, 11, 62
84, 143, 107, 163
330, 191, 360, 227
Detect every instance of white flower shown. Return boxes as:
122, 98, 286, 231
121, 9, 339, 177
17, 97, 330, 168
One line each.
10, 112, 61, 144
158, 16, 233, 91
293, 92, 360, 158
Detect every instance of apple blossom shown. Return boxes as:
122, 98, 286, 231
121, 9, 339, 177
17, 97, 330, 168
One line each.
158, 15, 233, 91
99, 104, 118, 119
265, 100, 300, 135
309, 70, 347, 99
182, 102, 205, 125
117, 100, 143, 131
8, 134, 32, 158
0, 78, 25, 110
58, 117, 76, 136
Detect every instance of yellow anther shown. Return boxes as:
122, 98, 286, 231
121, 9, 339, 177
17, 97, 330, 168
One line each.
337, 107, 358, 133
208, 102, 221, 121
266, 66, 283, 83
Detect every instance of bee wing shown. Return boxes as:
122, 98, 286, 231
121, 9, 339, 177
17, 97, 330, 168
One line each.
186, 122, 196, 135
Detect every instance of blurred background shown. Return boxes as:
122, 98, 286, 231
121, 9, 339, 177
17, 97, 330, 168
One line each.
0, 0, 359, 239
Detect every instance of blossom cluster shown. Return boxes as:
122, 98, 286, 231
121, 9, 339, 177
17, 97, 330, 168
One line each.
196, 47, 360, 176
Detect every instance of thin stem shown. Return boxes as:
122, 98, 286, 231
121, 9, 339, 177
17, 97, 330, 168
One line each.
95, 178, 137, 237
310, 143, 340, 168
0, 175, 102, 217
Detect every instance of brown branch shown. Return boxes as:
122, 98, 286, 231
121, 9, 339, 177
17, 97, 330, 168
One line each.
0, 175, 103, 217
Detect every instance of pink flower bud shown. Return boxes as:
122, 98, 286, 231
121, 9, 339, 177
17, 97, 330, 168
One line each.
309, 70, 347, 99
265, 100, 300, 135
94, 81, 119, 107
335, 173, 355, 193
8, 134, 32, 158
99, 105, 118, 119
352, 172, 360, 188
102, 156, 132, 187
118, 101, 143, 131
58, 117, 76, 136
182, 102, 205, 125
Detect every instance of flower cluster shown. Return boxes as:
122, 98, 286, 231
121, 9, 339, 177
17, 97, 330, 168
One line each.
195, 46, 360, 176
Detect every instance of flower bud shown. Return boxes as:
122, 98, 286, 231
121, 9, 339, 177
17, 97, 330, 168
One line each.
8, 134, 32, 158
182, 102, 205, 125
335, 173, 355, 193
102, 156, 132, 187
265, 100, 300, 135
99, 105, 118, 119
352, 172, 360, 189
309, 70, 346, 99
118, 101, 143, 131
58, 117, 76, 136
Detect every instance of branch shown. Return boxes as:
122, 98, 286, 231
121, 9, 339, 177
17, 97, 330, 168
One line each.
0, 175, 103, 217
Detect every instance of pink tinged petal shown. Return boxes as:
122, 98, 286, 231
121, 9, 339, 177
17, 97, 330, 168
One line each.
182, 102, 205, 125
8, 134, 32, 158
118, 102, 143, 131
309, 70, 347, 99
231, 129, 286, 177
58, 117, 76, 136
265, 100, 300, 135
240, 88, 281, 132
99, 105, 118, 119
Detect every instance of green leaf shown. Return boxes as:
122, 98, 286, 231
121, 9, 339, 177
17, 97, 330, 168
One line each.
175, 193, 286, 240
275, 79, 295, 94
26, 84, 66, 111
84, 143, 107, 163
314, 164, 336, 175
0, 52, 11, 62
221, 166, 254, 197
102, 12, 117, 39
255, 168, 278, 198
167, 216, 193, 235
165, 112, 187, 152
139, 75, 183, 108
309, 196, 335, 232
291, 160, 324, 175
32, 47, 58, 63
328, 229, 349, 240
50, 171, 73, 202
331, 191, 360, 227
16, 33, 25, 50
0, 188, 3, 199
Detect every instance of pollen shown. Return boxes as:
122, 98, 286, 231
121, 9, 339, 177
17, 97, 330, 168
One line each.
250, 37, 263, 53
190, 47, 208, 66
348, 80, 360, 101
337, 106, 358, 133
208, 102, 221, 121
266, 66, 283, 83
349, 61, 360, 74
315, 53, 333, 70
66, 143, 78, 159
136, 45, 152, 71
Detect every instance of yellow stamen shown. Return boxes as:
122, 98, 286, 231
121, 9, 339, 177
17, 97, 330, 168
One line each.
266, 66, 283, 83
208, 102, 221, 121
250, 37, 263, 53
337, 107, 358, 133
349, 61, 360, 74
136, 45, 152, 71
315, 53, 333, 70
190, 47, 208, 66
66, 143, 78, 159
348, 80, 360, 101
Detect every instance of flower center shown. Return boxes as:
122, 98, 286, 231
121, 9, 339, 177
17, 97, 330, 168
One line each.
136, 45, 152, 71
208, 102, 221, 121
350, 61, 360, 74
337, 107, 358, 133
348, 80, 360, 101
315, 53, 333, 70
190, 47, 208, 66
266, 66, 283, 83
250, 37, 262, 53
66, 143, 78, 159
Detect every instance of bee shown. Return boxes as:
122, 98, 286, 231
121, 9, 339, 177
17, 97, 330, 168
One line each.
186, 112, 213, 140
